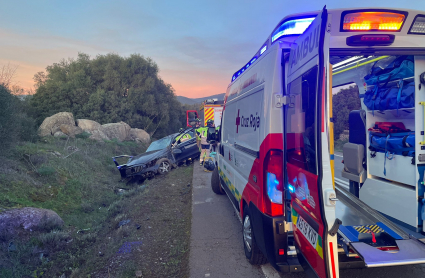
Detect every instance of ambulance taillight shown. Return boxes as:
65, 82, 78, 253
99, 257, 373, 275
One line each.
264, 150, 283, 217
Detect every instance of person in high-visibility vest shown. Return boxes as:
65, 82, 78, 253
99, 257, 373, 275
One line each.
196, 119, 214, 166
175, 128, 192, 143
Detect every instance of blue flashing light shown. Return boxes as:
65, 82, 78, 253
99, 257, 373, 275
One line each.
267, 172, 283, 204
288, 184, 295, 193
271, 17, 315, 43
260, 45, 267, 55
231, 56, 258, 82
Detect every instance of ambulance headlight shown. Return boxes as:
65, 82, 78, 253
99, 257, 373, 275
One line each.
409, 15, 425, 34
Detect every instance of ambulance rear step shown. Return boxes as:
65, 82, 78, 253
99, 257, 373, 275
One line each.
334, 183, 425, 267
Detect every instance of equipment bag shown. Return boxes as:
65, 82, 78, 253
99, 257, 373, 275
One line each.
369, 131, 415, 175
363, 56, 415, 112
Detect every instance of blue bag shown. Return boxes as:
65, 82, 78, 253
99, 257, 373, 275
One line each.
363, 56, 415, 112
369, 131, 415, 176
369, 132, 415, 156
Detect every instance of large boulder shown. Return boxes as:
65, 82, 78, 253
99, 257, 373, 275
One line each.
89, 129, 110, 142
128, 128, 150, 144
60, 124, 83, 138
76, 119, 102, 132
38, 112, 75, 137
76, 119, 110, 142
0, 207, 64, 235
101, 121, 131, 141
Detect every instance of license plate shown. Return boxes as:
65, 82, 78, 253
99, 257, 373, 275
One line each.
296, 216, 318, 249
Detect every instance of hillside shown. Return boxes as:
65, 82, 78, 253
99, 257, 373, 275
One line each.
176, 93, 225, 105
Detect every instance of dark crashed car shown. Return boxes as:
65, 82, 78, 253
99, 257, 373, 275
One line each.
113, 129, 199, 180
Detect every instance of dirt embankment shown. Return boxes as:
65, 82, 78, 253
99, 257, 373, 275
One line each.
89, 166, 193, 278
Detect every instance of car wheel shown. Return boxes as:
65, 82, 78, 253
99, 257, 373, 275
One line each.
156, 159, 171, 174
211, 167, 224, 195
243, 205, 267, 265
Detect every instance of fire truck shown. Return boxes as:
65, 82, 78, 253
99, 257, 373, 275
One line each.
200, 98, 224, 127
210, 6, 425, 278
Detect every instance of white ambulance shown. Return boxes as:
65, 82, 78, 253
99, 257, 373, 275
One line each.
210, 7, 425, 278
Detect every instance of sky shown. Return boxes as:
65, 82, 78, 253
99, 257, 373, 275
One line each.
1, 0, 425, 98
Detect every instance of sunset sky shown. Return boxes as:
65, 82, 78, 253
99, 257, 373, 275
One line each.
1, 0, 424, 98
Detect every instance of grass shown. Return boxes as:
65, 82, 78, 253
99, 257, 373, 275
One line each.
0, 136, 146, 277
0, 135, 194, 278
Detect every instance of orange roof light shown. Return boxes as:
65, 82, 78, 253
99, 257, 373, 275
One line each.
342, 11, 406, 31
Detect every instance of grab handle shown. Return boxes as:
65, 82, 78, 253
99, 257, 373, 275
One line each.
420, 102, 425, 145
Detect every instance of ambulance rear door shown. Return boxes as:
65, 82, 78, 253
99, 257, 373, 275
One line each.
284, 7, 339, 278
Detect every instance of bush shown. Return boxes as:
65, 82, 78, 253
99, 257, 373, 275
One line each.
37, 230, 69, 245
0, 85, 20, 155
0, 85, 38, 155
37, 166, 56, 176
76, 131, 91, 139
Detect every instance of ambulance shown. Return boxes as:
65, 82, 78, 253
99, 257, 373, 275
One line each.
210, 7, 425, 277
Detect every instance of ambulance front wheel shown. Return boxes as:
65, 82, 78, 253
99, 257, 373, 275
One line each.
243, 205, 267, 265
211, 167, 224, 195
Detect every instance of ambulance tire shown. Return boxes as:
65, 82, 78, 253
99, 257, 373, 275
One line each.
211, 167, 224, 195
243, 206, 267, 265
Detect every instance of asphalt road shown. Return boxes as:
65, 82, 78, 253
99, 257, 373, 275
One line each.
189, 159, 425, 278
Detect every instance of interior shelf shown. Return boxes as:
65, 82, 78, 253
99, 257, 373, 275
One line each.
366, 108, 415, 119
368, 151, 416, 186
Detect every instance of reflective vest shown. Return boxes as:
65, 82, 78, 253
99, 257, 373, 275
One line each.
196, 127, 208, 145
176, 133, 192, 141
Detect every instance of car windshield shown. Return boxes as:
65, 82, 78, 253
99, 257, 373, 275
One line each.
146, 135, 173, 152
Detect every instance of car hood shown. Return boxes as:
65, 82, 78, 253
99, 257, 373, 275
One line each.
126, 148, 169, 167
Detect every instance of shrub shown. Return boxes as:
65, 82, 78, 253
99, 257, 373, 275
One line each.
37, 230, 69, 246
37, 166, 56, 176
0, 85, 39, 155
75, 131, 91, 139
0, 85, 20, 155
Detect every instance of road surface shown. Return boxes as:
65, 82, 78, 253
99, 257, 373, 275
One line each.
188, 160, 425, 278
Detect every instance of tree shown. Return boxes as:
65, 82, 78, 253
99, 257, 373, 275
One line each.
332, 85, 361, 140
0, 63, 18, 89
30, 53, 188, 138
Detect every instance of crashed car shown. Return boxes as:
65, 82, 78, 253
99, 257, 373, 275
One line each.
113, 128, 199, 180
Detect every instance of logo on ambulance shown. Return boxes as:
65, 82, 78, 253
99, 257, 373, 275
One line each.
235, 109, 260, 133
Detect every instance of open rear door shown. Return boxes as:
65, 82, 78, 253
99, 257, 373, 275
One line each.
284, 7, 339, 278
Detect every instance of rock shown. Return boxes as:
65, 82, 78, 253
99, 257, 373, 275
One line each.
88, 129, 109, 142
135, 270, 143, 277
60, 124, 83, 138
128, 128, 151, 144
0, 207, 64, 235
53, 131, 67, 138
38, 112, 75, 137
76, 119, 101, 131
101, 121, 131, 142
117, 219, 131, 228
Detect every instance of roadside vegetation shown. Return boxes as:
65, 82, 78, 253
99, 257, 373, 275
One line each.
0, 133, 193, 277
0, 52, 195, 277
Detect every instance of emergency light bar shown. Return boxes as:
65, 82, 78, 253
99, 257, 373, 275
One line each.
341, 11, 406, 31
409, 15, 425, 34
271, 17, 315, 42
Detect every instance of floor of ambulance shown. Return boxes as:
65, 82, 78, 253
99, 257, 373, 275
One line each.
334, 184, 425, 267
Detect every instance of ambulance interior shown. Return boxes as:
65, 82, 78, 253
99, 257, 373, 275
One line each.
326, 54, 425, 266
